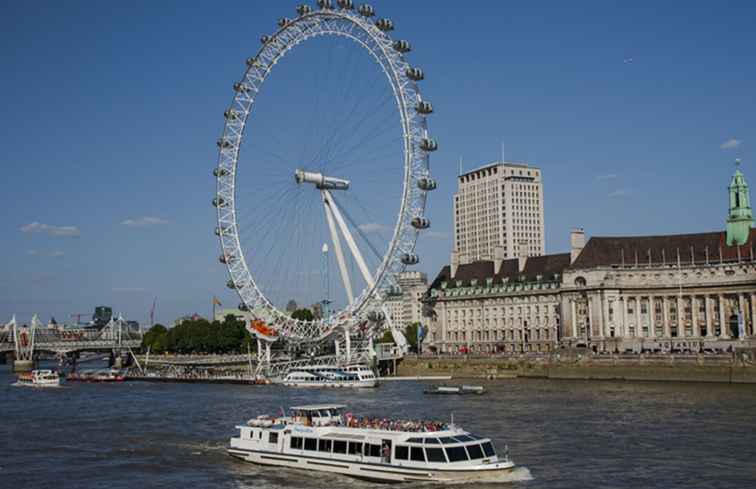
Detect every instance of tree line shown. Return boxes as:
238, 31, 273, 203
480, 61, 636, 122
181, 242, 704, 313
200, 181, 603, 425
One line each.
141, 315, 253, 354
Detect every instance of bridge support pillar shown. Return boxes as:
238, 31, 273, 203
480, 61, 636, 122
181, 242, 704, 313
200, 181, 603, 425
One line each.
13, 359, 34, 373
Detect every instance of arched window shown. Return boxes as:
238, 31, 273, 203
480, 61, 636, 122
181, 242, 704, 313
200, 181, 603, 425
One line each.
574, 276, 587, 288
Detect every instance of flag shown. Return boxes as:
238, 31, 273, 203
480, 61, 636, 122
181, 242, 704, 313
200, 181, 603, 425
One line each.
212, 296, 222, 306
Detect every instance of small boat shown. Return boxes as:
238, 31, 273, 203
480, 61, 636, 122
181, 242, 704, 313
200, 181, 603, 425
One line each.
424, 384, 486, 395
228, 404, 516, 482
280, 364, 377, 388
16, 369, 62, 387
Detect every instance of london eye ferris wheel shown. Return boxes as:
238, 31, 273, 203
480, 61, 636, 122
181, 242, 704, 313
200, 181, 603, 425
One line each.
213, 0, 438, 345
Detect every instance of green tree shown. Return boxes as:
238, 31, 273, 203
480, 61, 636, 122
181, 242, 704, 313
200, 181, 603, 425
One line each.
142, 324, 168, 353
291, 308, 314, 321
404, 322, 421, 353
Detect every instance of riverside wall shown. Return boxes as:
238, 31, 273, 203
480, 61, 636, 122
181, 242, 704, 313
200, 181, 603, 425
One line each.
397, 355, 756, 384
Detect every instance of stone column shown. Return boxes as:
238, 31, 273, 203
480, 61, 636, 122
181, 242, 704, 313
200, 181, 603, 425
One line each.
570, 299, 577, 338
600, 293, 608, 339
738, 294, 746, 339
621, 296, 628, 338
648, 295, 656, 338
705, 295, 714, 337
751, 293, 756, 337
662, 296, 671, 338
587, 297, 593, 340
691, 295, 699, 337
677, 296, 685, 338
719, 294, 729, 339
635, 296, 641, 337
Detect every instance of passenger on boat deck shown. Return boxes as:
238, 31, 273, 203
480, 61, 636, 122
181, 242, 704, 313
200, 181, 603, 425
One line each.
343, 415, 448, 432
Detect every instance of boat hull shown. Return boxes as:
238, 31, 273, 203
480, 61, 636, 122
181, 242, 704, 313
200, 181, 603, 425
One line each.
228, 447, 515, 483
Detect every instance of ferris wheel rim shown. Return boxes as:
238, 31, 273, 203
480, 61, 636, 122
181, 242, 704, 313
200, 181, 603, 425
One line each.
214, 5, 434, 342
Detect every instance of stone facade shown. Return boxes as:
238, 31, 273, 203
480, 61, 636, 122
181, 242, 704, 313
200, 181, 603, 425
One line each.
384, 272, 428, 330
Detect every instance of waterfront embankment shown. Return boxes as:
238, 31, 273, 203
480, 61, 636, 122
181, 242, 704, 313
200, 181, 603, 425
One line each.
397, 354, 756, 384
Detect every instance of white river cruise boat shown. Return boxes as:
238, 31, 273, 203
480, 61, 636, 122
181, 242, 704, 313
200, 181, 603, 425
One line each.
281, 364, 377, 388
228, 404, 515, 482
16, 369, 62, 387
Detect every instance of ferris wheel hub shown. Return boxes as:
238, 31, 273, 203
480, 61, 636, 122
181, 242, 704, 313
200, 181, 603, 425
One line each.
294, 169, 350, 191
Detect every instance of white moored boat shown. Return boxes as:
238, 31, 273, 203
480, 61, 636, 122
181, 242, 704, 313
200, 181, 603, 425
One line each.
16, 369, 62, 387
228, 404, 516, 482
281, 364, 377, 388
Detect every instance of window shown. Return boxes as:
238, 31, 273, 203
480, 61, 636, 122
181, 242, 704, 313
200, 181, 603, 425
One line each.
426, 447, 446, 463
445, 446, 469, 462
290, 436, 302, 449
333, 440, 347, 454
318, 439, 332, 452
453, 435, 475, 443
481, 442, 496, 457
304, 438, 317, 451
395, 445, 409, 460
348, 442, 363, 455
268, 432, 278, 444
365, 444, 381, 457
410, 446, 426, 462
406, 437, 425, 443
466, 444, 484, 460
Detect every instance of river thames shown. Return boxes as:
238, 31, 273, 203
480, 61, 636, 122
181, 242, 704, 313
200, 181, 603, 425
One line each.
2, 365, 755, 489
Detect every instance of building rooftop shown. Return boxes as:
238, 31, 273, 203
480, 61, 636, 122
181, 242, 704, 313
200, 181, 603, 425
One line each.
570, 229, 756, 269
429, 253, 571, 290
458, 161, 535, 179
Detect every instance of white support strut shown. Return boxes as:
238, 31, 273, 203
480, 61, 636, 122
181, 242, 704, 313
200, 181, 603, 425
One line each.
322, 191, 355, 304
322, 189, 375, 290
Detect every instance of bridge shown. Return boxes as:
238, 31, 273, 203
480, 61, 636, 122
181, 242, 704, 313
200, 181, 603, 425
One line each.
0, 315, 142, 372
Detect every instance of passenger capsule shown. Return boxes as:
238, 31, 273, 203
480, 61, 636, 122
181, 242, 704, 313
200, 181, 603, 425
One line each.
393, 40, 411, 53
317, 0, 332, 9
278, 17, 292, 28
358, 4, 375, 16
401, 253, 420, 265
417, 177, 437, 191
213, 167, 228, 177
219, 254, 236, 264
420, 137, 438, 152
375, 18, 394, 31
406, 67, 424, 81
367, 310, 385, 322
260, 35, 271, 44
224, 109, 240, 121
296, 4, 312, 16
415, 100, 433, 115
214, 226, 222, 236
212, 196, 227, 208
226, 280, 237, 290
246, 57, 261, 68
217, 138, 233, 149
337, 0, 354, 8
411, 217, 430, 229
233, 82, 251, 93
238, 303, 250, 312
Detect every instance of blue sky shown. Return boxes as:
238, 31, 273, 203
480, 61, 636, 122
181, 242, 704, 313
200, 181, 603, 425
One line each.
1, 1, 754, 326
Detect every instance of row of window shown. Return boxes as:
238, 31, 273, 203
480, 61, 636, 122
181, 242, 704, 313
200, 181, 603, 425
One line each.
290, 436, 383, 457
394, 442, 495, 463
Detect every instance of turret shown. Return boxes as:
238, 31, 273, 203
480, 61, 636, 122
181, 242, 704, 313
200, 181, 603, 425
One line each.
726, 159, 753, 246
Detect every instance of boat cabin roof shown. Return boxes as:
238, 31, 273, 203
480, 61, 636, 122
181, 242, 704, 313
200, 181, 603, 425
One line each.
290, 404, 346, 412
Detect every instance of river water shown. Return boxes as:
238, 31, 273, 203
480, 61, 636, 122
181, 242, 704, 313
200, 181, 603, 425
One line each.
2, 364, 755, 489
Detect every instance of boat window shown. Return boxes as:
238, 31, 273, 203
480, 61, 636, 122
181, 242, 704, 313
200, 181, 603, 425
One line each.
304, 438, 317, 451
333, 440, 347, 454
424, 438, 441, 444
467, 434, 482, 440
444, 446, 469, 462
439, 437, 456, 444
425, 447, 446, 463
269, 432, 278, 444
466, 444, 484, 460
410, 446, 426, 462
290, 436, 303, 449
395, 445, 409, 460
365, 444, 381, 457
406, 437, 424, 444
311, 411, 321, 418
348, 442, 363, 455
318, 439, 332, 452
481, 441, 496, 457
453, 435, 475, 442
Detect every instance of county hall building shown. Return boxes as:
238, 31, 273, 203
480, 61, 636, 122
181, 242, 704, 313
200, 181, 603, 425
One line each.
424, 164, 756, 354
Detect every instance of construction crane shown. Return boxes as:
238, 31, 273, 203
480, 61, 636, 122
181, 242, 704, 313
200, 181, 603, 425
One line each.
70, 313, 92, 326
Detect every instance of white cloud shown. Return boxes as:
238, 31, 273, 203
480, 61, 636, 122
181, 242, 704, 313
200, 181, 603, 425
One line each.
608, 189, 627, 198
422, 230, 448, 240
20, 222, 80, 236
720, 138, 741, 150
50, 250, 64, 257
112, 287, 146, 293
358, 223, 390, 233
596, 174, 618, 181
121, 216, 168, 227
